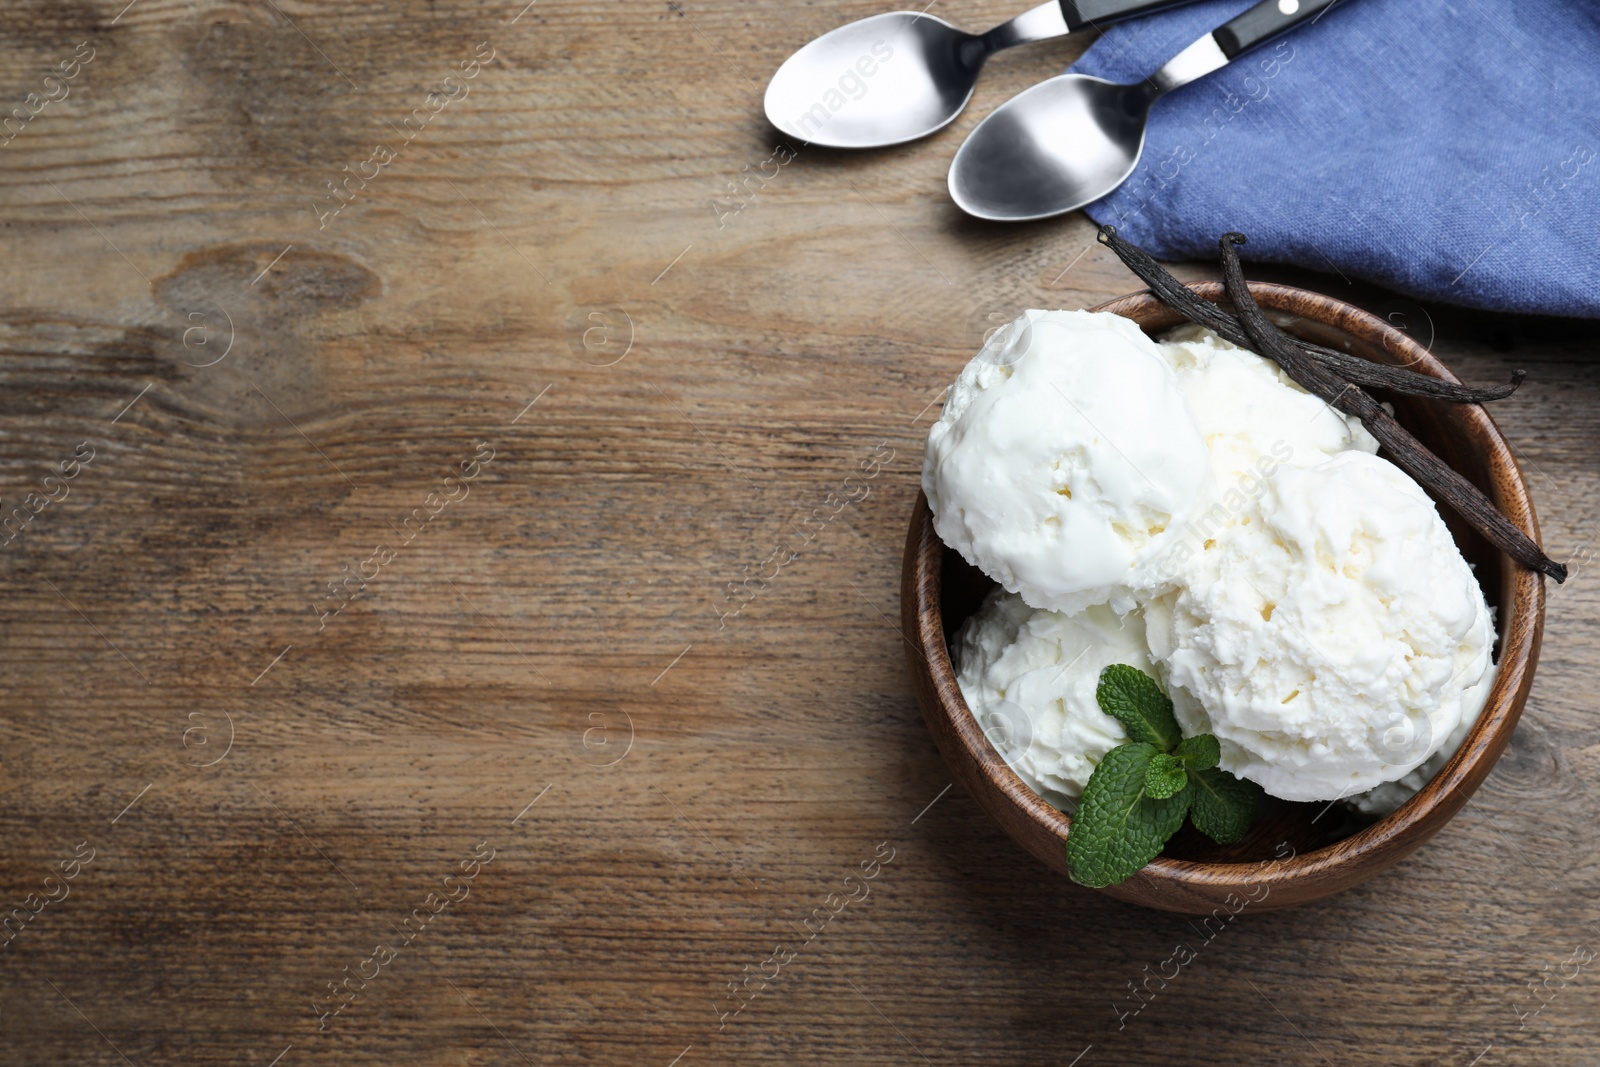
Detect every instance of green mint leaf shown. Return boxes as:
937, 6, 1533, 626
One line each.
1095, 664, 1181, 751
1144, 753, 1188, 799
1187, 767, 1262, 845
1175, 733, 1221, 773
1066, 742, 1189, 888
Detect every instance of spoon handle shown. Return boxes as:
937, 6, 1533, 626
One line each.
1057, 0, 1202, 33
1214, 0, 1341, 58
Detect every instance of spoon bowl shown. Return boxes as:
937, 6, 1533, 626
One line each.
764, 12, 984, 150
948, 74, 1156, 221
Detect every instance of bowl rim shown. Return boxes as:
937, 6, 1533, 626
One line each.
905, 280, 1546, 904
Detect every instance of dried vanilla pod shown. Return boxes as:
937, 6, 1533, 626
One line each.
1214, 233, 1564, 583
1096, 226, 1523, 404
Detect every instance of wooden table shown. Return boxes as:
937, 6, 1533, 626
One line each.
3, 2, 1597, 1064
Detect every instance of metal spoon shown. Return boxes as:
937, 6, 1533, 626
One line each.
949, 0, 1338, 220
764, 0, 1197, 150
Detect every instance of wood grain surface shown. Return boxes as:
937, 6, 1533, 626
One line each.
1, 2, 1598, 1065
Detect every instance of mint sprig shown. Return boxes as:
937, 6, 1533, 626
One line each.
1095, 664, 1183, 750
1187, 767, 1260, 845
1063, 743, 1188, 889
1065, 665, 1263, 888
1174, 733, 1220, 771
1143, 753, 1188, 799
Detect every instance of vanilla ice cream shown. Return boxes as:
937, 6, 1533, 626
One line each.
1350, 658, 1496, 816
953, 588, 1153, 803
1144, 325, 1382, 586
923, 310, 1214, 615
926, 310, 1498, 814
1157, 325, 1378, 485
1145, 450, 1497, 802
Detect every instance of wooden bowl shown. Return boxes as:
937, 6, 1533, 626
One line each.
901, 282, 1546, 913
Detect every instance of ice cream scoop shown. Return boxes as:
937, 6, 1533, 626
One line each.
1143, 324, 1379, 586
923, 309, 1214, 615
1156, 324, 1377, 484
1145, 450, 1498, 802
1348, 671, 1494, 817
954, 588, 1153, 804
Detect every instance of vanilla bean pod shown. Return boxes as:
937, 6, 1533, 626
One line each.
1097, 225, 1524, 404
1217, 234, 1565, 583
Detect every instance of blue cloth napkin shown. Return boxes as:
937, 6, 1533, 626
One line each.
1069, 0, 1600, 318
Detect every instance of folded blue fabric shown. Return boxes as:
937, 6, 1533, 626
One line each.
1069, 0, 1600, 318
